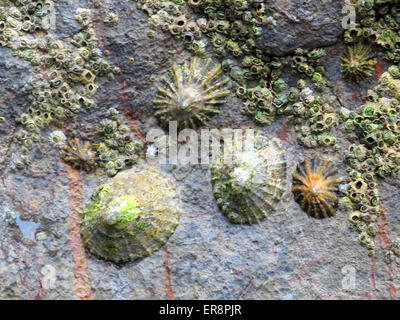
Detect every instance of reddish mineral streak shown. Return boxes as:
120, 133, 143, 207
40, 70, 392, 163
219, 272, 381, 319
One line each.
162, 246, 175, 300
34, 282, 43, 300
276, 124, 289, 141
375, 56, 385, 81
239, 279, 254, 299
65, 165, 93, 300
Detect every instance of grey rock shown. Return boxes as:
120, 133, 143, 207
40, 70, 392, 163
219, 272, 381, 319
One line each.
260, 0, 345, 56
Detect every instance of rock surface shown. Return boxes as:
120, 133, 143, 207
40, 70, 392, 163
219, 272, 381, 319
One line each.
260, 0, 345, 55
0, 0, 399, 300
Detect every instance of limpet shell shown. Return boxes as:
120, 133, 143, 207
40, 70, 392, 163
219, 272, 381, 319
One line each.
292, 158, 342, 219
153, 56, 230, 129
80, 166, 182, 263
211, 133, 287, 224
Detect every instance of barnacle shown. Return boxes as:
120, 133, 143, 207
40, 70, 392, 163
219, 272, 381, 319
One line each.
80, 166, 182, 263
49, 130, 66, 149
76, 8, 92, 26
391, 238, 400, 257
292, 158, 343, 219
341, 43, 376, 82
211, 133, 287, 224
103, 12, 118, 26
153, 57, 230, 129
62, 138, 97, 172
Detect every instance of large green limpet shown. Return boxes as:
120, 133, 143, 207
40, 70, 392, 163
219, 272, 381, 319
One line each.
80, 166, 181, 263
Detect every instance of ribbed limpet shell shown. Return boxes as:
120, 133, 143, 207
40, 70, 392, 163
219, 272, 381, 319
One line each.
211, 134, 287, 224
153, 56, 230, 129
292, 158, 342, 219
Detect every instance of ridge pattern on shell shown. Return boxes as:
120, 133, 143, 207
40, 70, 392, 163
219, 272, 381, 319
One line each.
80, 166, 182, 263
153, 56, 230, 129
211, 133, 287, 224
341, 43, 376, 82
292, 158, 342, 219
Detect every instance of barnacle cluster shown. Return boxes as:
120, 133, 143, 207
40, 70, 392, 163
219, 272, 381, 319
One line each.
154, 56, 230, 129
288, 87, 338, 149
292, 158, 343, 219
0, 2, 120, 169
56, 107, 143, 175
342, 67, 400, 254
345, 73, 400, 179
290, 48, 329, 92
225, 53, 282, 126
80, 166, 182, 263
341, 161, 380, 255
136, 0, 275, 57
228, 54, 283, 86
338, 0, 400, 256
349, 0, 400, 60
95, 108, 143, 176
223, 47, 338, 149
341, 43, 377, 82
238, 80, 338, 148
237, 84, 276, 125
0, 1, 54, 41
211, 133, 287, 224
222, 54, 284, 125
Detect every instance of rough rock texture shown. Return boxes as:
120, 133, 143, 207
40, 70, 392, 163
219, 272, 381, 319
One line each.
0, 0, 399, 300
260, 0, 345, 55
